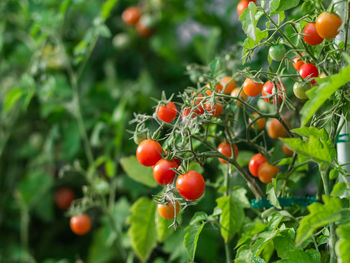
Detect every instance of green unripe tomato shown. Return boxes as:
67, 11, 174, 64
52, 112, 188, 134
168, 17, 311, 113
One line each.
113, 33, 131, 50
257, 99, 275, 113
293, 82, 310, 100
269, 45, 286, 61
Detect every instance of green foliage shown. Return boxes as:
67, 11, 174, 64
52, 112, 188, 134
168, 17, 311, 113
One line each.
127, 197, 157, 262
184, 212, 207, 261
336, 224, 350, 263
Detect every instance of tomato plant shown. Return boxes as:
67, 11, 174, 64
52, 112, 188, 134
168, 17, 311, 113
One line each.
261, 80, 286, 104
242, 78, 263, 97
316, 12, 342, 39
257, 162, 279, 184
303, 22, 323, 46
248, 153, 267, 177
217, 141, 238, 164
268, 45, 286, 61
156, 101, 177, 123
153, 159, 179, 185
299, 63, 319, 85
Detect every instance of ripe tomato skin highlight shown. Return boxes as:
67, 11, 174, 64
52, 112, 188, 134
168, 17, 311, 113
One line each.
242, 78, 263, 97
249, 153, 267, 177
153, 159, 179, 185
299, 63, 319, 85
293, 55, 304, 71
122, 7, 142, 26
316, 12, 342, 39
237, 0, 256, 16
282, 144, 294, 156
262, 81, 286, 104
220, 76, 236, 94
157, 201, 180, 219
267, 118, 290, 139
176, 170, 205, 200
217, 142, 238, 164
249, 113, 266, 130
55, 188, 75, 209
258, 162, 279, 184
231, 88, 247, 105
70, 214, 91, 235
303, 23, 323, 46
156, 101, 177, 122
136, 139, 163, 166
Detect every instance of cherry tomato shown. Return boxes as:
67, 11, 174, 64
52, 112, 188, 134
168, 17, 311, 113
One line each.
258, 162, 279, 184
122, 7, 142, 26
316, 12, 342, 39
156, 101, 177, 122
70, 214, 91, 235
262, 81, 286, 104
136, 139, 163, 166
249, 113, 266, 130
293, 54, 304, 71
153, 159, 179, 185
204, 102, 223, 117
193, 93, 205, 115
55, 188, 75, 210
299, 63, 319, 85
249, 153, 267, 177
220, 76, 236, 94
176, 170, 205, 200
293, 82, 311, 100
303, 23, 323, 46
205, 83, 223, 94
182, 107, 196, 120
267, 118, 290, 139
231, 88, 247, 105
136, 21, 154, 37
157, 201, 180, 219
269, 45, 286, 61
282, 144, 293, 156
237, 0, 256, 16
217, 142, 238, 164
242, 78, 263, 97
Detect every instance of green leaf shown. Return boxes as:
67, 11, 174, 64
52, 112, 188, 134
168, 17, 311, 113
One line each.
267, 183, 281, 209
4, 88, 23, 112
273, 229, 296, 259
60, 0, 71, 15
120, 156, 157, 187
105, 159, 116, 178
156, 213, 173, 243
331, 182, 347, 197
301, 64, 350, 125
184, 221, 206, 261
231, 186, 250, 208
278, 249, 320, 263
296, 196, 343, 246
239, 3, 262, 41
216, 195, 244, 243
281, 127, 336, 164
63, 122, 81, 159
128, 198, 157, 262
101, 0, 119, 21
336, 224, 350, 263
270, 0, 300, 13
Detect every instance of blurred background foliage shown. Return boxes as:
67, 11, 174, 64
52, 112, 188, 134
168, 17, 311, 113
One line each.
0, 0, 296, 262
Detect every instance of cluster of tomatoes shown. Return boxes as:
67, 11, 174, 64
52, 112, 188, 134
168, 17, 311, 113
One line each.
136, 138, 205, 220
122, 6, 154, 37
54, 187, 92, 235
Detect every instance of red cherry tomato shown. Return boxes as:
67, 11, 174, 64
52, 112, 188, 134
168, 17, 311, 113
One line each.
55, 188, 75, 209
156, 101, 177, 122
176, 170, 205, 200
293, 54, 304, 71
258, 162, 279, 184
303, 23, 323, 46
262, 81, 286, 104
136, 21, 154, 37
237, 0, 256, 16
70, 214, 91, 235
122, 7, 141, 26
204, 102, 223, 117
249, 153, 267, 177
217, 142, 238, 164
136, 139, 163, 166
153, 159, 179, 185
299, 63, 319, 85
157, 201, 180, 219
242, 78, 263, 97
316, 12, 342, 39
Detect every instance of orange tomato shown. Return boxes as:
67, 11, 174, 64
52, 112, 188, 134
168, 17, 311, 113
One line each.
267, 118, 290, 139
122, 7, 141, 26
316, 12, 342, 39
220, 76, 236, 94
258, 162, 279, 184
242, 78, 263, 97
217, 142, 239, 164
231, 88, 247, 105
249, 113, 266, 130
157, 201, 180, 219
